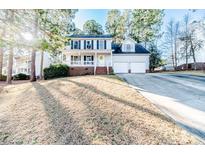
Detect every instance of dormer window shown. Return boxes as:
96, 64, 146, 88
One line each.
126, 44, 131, 51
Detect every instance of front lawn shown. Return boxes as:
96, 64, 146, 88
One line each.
0, 75, 200, 144
164, 70, 205, 76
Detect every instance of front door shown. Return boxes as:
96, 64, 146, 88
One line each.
98, 55, 105, 66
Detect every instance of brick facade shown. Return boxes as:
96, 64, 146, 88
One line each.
69, 66, 113, 76
96, 67, 113, 75
69, 67, 94, 76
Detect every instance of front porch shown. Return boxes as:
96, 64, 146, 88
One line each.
65, 52, 112, 75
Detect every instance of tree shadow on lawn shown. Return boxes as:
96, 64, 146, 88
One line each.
32, 82, 91, 144
53, 78, 181, 144
93, 76, 131, 88
64, 79, 173, 124
49, 85, 135, 144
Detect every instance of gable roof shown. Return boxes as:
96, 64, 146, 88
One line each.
68, 34, 112, 38
112, 43, 149, 54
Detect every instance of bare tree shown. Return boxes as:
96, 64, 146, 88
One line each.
165, 19, 175, 69
183, 14, 190, 70
188, 29, 204, 70
174, 22, 180, 69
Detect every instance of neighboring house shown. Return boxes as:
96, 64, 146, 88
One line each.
2, 51, 52, 76
2, 54, 31, 75
63, 35, 150, 75
2, 35, 150, 76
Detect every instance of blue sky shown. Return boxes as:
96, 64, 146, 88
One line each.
74, 9, 205, 31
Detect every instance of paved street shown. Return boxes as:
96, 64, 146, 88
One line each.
118, 73, 205, 142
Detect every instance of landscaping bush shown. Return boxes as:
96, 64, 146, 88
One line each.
44, 64, 69, 80
13, 73, 30, 80
0, 75, 7, 81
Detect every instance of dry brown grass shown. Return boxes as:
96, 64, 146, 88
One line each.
0, 75, 200, 144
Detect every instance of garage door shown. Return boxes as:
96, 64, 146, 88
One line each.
131, 63, 145, 73
113, 63, 128, 73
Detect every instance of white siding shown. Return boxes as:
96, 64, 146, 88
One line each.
106, 40, 112, 50
80, 40, 84, 49
93, 40, 97, 50
122, 39, 135, 52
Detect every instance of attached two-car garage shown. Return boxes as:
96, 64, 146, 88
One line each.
112, 54, 149, 73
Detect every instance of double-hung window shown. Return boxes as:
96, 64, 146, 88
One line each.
74, 41, 79, 49
71, 55, 81, 65
84, 55, 94, 65
125, 44, 133, 52
86, 40, 92, 49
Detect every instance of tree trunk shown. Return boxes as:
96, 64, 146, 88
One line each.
30, 49, 36, 81
174, 39, 177, 70
185, 40, 188, 70
0, 48, 3, 79
171, 39, 175, 70
193, 52, 197, 70
6, 10, 14, 84
6, 47, 13, 84
190, 41, 197, 70
40, 51, 44, 80
30, 11, 38, 82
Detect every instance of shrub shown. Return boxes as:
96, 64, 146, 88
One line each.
13, 73, 30, 80
0, 75, 7, 81
44, 64, 69, 80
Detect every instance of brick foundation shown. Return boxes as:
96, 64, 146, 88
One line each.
96, 67, 112, 75
69, 66, 113, 76
69, 67, 94, 76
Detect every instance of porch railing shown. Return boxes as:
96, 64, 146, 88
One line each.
84, 61, 94, 65
71, 61, 94, 65
71, 61, 81, 65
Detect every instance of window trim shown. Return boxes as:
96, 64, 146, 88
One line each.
73, 40, 79, 49
71, 55, 81, 65
86, 40, 92, 49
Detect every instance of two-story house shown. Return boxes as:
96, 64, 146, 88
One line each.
64, 35, 150, 76
64, 35, 113, 76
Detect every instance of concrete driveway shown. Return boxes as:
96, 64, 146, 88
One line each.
118, 73, 205, 142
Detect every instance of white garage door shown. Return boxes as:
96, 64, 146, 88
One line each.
113, 63, 128, 73
131, 63, 145, 73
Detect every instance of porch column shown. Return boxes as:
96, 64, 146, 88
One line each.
80, 53, 83, 66
94, 52, 97, 75
110, 50, 113, 74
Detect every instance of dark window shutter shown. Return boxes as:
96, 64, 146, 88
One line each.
104, 40, 106, 49
97, 40, 99, 49
91, 40, 94, 49
71, 40, 73, 49
78, 40, 81, 49
84, 40, 86, 49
